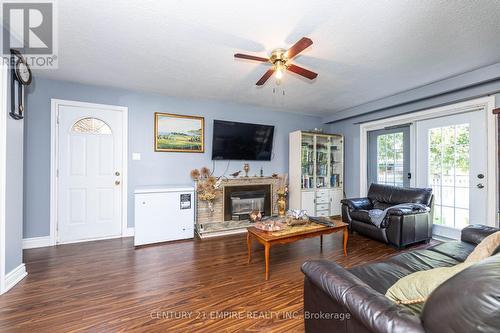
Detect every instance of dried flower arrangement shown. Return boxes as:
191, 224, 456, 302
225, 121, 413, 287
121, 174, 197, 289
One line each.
190, 167, 220, 212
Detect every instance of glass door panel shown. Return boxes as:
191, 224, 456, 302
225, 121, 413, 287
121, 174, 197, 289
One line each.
368, 126, 411, 188
315, 135, 329, 188
330, 136, 343, 188
301, 134, 314, 189
416, 110, 487, 238
428, 124, 470, 229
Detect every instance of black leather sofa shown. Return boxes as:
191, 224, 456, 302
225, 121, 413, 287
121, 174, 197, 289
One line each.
341, 184, 434, 248
301, 224, 500, 333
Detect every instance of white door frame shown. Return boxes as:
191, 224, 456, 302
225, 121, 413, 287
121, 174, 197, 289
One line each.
50, 99, 129, 245
359, 96, 497, 227
0, 60, 8, 293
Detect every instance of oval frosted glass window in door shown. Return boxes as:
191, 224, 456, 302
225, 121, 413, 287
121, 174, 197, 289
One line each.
71, 117, 112, 135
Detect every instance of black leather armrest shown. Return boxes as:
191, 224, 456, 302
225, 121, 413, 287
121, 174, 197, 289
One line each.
461, 224, 500, 245
386, 204, 430, 216
301, 260, 425, 333
340, 197, 372, 210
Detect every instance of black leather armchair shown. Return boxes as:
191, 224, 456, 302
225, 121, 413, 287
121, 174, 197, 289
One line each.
302, 224, 500, 333
341, 184, 434, 248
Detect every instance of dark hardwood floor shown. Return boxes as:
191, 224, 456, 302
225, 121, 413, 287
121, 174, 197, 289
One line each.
0, 232, 432, 332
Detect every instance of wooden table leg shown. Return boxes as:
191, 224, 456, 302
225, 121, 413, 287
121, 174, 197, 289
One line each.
265, 243, 270, 281
247, 232, 252, 264
320, 234, 323, 251
343, 227, 348, 256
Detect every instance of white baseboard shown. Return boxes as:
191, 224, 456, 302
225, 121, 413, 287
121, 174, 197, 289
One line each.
3, 263, 27, 294
197, 228, 247, 239
23, 230, 134, 249
23, 236, 51, 249
123, 227, 135, 237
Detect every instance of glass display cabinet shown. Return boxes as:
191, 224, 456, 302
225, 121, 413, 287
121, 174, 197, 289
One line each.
290, 131, 344, 217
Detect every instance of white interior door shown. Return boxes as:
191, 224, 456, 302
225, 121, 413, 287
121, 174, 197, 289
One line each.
57, 105, 123, 243
416, 110, 487, 239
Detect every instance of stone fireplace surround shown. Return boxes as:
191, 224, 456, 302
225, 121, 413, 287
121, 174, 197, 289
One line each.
196, 176, 281, 238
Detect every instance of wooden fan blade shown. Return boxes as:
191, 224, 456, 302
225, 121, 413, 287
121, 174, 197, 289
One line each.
287, 64, 318, 80
234, 53, 269, 62
286, 37, 313, 59
256, 68, 275, 86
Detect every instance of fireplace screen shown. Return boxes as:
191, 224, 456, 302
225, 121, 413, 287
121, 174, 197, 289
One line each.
230, 190, 266, 220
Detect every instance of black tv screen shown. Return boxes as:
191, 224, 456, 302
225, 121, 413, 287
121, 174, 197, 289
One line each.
212, 120, 275, 160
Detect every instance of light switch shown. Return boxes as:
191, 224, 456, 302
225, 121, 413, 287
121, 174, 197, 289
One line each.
132, 153, 141, 161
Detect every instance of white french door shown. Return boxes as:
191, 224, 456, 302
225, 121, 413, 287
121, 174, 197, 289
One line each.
416, 110, 488, 239
57, 104, 123, 243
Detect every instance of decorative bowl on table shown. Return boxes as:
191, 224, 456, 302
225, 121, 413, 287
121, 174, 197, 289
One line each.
285, 210, 309, 226
254, 218, 286, 232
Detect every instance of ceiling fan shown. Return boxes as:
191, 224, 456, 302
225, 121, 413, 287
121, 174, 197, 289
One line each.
234, 37, 318, 86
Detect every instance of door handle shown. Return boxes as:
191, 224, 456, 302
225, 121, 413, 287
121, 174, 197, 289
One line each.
477, 183, 484, 189
115, 171, 121, 176
115, 180, 121, 186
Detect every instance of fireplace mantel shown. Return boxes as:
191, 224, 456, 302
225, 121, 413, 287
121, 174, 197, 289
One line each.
195, 176, 282, 238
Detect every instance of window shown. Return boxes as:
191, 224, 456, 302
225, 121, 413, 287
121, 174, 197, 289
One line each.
428, 124, 470, 229
71, 118, 112, 135
376, 132, 404, 187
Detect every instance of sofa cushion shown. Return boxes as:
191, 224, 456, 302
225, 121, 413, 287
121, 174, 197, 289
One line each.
427, 241, 475, 262
367, 183, 433, 206
349, 209, 378, 224
461, 224, 500, 245
465, 231, 500, 263
421, 254, 500, 333
385, 262, 474, 311
349, 250, 460, 294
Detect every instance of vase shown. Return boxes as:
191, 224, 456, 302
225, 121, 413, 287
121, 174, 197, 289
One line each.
277, 193, 286, 217
243, 163, 250, 177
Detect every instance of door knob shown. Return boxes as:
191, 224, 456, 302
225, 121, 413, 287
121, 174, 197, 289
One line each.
115, 171, 121, 176
115, 180, 121, 185
477, 174, 484, 179
477, 183, 484, 189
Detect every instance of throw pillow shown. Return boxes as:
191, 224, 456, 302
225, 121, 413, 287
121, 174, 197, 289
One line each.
385, 262, 474, 311
465, 231, 500, 263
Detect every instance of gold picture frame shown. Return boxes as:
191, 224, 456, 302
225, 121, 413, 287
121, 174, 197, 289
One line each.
154, 112, 205, 153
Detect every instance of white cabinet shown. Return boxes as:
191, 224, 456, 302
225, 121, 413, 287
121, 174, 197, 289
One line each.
301, 191, 316, 215
289, 131, 344, 216
330, 188, 343, 216
134, 185, 194, 246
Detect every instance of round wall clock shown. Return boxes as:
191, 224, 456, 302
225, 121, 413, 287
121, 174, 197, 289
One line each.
14, 58, 32, 85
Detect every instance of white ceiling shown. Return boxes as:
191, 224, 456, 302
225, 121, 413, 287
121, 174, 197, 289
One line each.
36, 0, 500, 116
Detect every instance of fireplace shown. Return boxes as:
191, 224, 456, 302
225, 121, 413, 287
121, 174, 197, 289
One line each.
223, 185, 272, 221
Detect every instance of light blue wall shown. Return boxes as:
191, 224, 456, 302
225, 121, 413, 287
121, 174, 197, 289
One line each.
329, 81, 500, 198
24, 78, 323, 238
5, 70, 24, 274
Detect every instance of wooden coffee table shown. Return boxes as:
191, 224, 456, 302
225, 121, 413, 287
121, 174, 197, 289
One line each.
246, 217, 348, 280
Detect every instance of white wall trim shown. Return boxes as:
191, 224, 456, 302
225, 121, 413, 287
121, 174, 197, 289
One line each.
0, 59, 8, 294
323, 62, 500, 123
359, 96, 497, 227
4, 263, 27, 294
22, 236, 51, 249
50, 99, 129, 246
123, 227, 135, 237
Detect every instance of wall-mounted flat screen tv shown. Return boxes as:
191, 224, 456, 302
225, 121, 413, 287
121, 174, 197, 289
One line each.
211, 120, 275, 160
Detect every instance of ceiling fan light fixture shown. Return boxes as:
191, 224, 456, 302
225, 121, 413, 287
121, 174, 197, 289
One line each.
234, 37, 317, 86
275, 62, 284, 83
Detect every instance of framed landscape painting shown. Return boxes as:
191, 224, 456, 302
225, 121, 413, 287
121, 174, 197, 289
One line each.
154, 113, 204, 152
